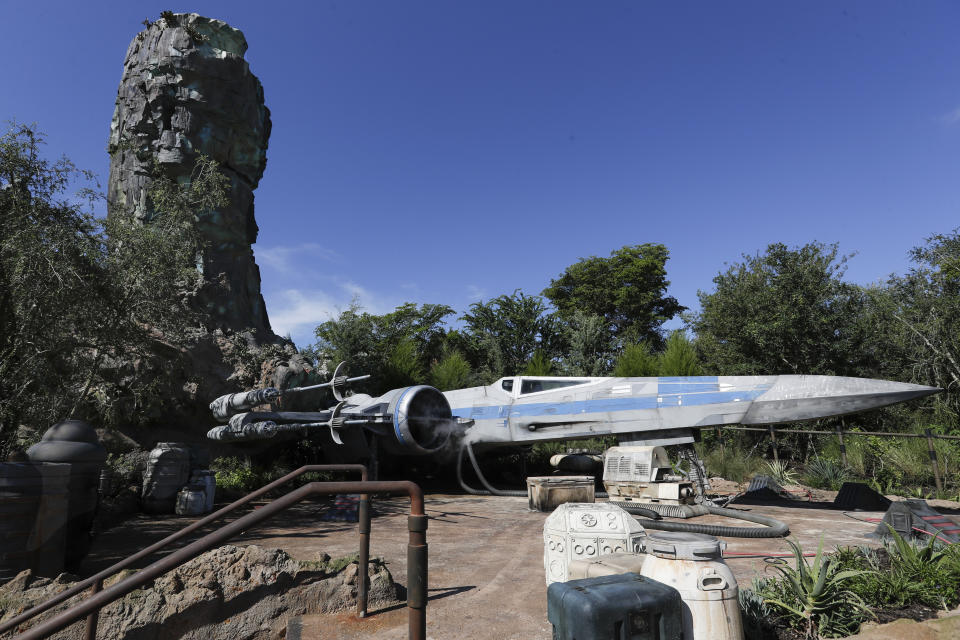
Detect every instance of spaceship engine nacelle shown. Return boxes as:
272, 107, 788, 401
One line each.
365, 385, 457, 455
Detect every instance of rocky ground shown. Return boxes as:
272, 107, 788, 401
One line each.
0, 545, 403, 639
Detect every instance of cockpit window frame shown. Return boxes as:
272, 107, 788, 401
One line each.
518, 377, 592, 395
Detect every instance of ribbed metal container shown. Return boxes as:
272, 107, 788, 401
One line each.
26, 420, 106, 571
0, 462, 70, 582
141, 443, 191, 514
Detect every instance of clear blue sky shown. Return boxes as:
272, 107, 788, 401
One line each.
4, 1, 959, 347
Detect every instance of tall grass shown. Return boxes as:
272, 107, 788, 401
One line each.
696, 441, 762, 483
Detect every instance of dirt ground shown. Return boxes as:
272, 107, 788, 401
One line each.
77, 487, 960, 640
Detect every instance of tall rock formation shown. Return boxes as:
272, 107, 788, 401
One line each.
108, 13, 274, 337
102, 14, 315, 444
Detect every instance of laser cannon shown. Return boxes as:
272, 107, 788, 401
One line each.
207, 364, 466, 455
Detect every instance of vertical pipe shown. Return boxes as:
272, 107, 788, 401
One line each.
926, 429, 943, 493
407, 513, 428, 640
768, 426, 779, 463
357, 494, 370, 617
82, 579, 103, 640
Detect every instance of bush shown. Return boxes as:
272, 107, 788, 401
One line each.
211, 456, 261, 493
763, 459, 798, 485
697, 440, 762, 483
103, 450, 149, 497
803, 457, 851, 490
757, 538, 872, 638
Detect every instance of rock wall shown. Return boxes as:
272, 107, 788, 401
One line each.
108, 13, 273, 336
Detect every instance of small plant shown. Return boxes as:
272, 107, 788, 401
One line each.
762, 538, 872, 639
803, 456, 851, 490
739, 579, 777, 640
763, 459, 798, 485
885, 524, 948, 574
211, 456, 260, 492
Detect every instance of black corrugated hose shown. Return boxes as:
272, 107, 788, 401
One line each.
612, 500, 790, 538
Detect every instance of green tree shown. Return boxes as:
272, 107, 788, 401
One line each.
429, 349, 472, 391
658, 330, 703, 376
543, 244, 684, 348
689, 242, 869, 376
558, 311, 614, 376
460, 290, 561, 380
310, 301, 454, 393
0, 122, 228, 453
866, 229, 960, 417
612, 342, 660, 377
523, 350, 554, 375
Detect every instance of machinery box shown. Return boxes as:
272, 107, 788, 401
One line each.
547, 573, 682, 640
527, 476, 595, 512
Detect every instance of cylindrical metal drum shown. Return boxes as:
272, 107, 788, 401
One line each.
141, 443, 191, 514
0, 462, 70, 582
174, 485, 207, 516
188, 470, 216, 513
26, 420, 106, 571
640, 531, 743, 640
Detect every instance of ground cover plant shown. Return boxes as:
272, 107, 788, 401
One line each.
740, 532, 960, 639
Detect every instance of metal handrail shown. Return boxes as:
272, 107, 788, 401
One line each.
0, 465, 370, 637
11, 480, 427, 640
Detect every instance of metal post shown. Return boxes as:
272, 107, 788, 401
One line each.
82, 579, 102, 640
357, 493, 370, 617
926, 429, 943, 493
836, 427, 848, 467
768, 426, 779, 463
407, 513, 428, 640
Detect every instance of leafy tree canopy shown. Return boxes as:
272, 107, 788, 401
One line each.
0, 122, 228, 453
866, 229, 960, 414
310, 301, 455, 393
688, 242, 869, 376
543, 244, 684, 348
612, 342, 660, 377
460, 290, 561, 380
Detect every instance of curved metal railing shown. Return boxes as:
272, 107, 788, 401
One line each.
11, 479, 426, 640
0, 465, 386, 638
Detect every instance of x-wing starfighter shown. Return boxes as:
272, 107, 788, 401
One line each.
207, 370, 939, 457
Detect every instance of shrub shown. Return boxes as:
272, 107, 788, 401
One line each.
803, 457, 851, 490
697, 442, 762, 483
211, 456, 260, 492
763, 459, 798, 485
759, 538, 871, 638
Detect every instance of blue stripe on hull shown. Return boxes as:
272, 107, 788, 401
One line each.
451, 387, 769, 421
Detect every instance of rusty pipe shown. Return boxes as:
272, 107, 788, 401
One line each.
0, 465, 367, 637
13, 481, 424, 640
81, 579, 102, 640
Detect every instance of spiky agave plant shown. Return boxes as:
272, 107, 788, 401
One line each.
763, 459, 798, 485
885, 524, 948, 574
763, 538, 872, 639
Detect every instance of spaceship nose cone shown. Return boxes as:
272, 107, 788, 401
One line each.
741, 376, 941, 425
894, 383, 942, 402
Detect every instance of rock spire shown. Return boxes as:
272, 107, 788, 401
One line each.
108, 13, 274, 337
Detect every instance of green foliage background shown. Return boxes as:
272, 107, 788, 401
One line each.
3, 121, 959, 498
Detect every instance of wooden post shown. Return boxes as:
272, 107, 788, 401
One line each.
925, 429, 943, 493
768, 426, 779, 464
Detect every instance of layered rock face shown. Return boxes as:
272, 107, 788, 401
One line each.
108, 13, 273, 336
